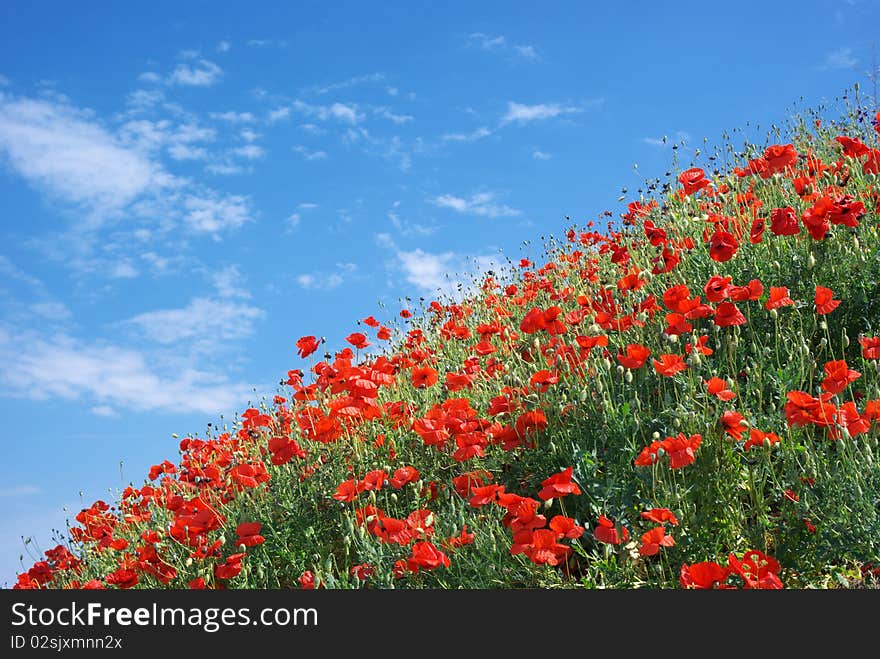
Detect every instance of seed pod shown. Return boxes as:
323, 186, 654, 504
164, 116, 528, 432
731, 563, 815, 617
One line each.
808, 252, 816, 269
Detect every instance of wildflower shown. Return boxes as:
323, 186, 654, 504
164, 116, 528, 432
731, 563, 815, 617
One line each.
593, 515, 630, 545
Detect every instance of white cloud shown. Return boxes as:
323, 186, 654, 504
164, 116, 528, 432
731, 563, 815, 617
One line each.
374, 107, 414, 124
182, 193, 252, 233
388, 210, 436, 236
532, 149, 552, 160
386, 86, 399, 96
204, 162, 244, 175
209, 111, 256, 123
138, 72, 162, 84
501, 101, 582, 124
292, 145, 329, 160
217, 40, 231, 53
296, 272, 344, 291
231, 144, 265, 159
168, 143, 209, 160
267, 106, 291, 123
394, 248, 502, 300
467, 33, 541, 61
89, 405, 117, 417
0, 330, 256, 415
211, 264, 251, 299
287, 212, 302, 230
818, 47, 858, 70
167, 59, 223, 86
298, 202, 319, 210
441, 126, 492, 142
292, 100, 364, 124
122, 297, 264, 345
246, 39, 287, 48
468, 32, 506, 51
240, 129, 260, 142
307, 72, 385, 95
430, 191, 521, 218
109, 261, 138, 279
29, 301, 71, 321
0, 96, 157, 218
126, 88, 165, 109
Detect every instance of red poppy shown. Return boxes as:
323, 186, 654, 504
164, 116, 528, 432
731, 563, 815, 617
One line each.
639, 526, 675, 556
411, 366, 438, 389
390, 465, 420, 489
764, 143, 797, 173
704, 275, 732, 303
538, 466, 581, 501
296, 335, 320, 358
593, 515, 629, 545
653, 353, 687, 377
406, 541, 450, 572
836, 135, 870, 157
769, 207, 800, 236
617, 344, 651, 369
678, 167, 711, 195
815, 286, 840, 315
444, 526, 475, 549
765, 286, 794, 310
743, 428, 781, 451
821, 360, 860, 395
663, 432, 702, 468
720, 411, 747, 440
706, 377, 736, 401
728, 550, 783, 589
299, 571, 316, 589
802, 196, 832, 240
679, 561, 730, 589
235, 522, 265, 547
529, 369, 559, 392
713, 302, 746, 327
549, 515, 585, 539
859, 336, 880, 360
346, 332, 370, 349
663, 284, 699, 314
750, 217, 765, 244
729, 279, 763, 302
708, 229, 739, 262
640, 508, 679, 526
214, 553, 246, 580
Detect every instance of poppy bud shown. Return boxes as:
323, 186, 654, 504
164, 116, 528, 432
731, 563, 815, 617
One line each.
808, 252, 816, 269
769, 308, 778, 319
652, 431, 661, 440
625, 370, 633, 383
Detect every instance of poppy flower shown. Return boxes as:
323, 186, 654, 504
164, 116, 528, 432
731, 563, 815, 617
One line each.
522, 529, 572, 566
214, 553, 246, 580
296, 335, 320, 358
617, 343, 651, 369
708, 229, 739, 262
549, 515, 585, 539
407, 541, 450, 573
784, 391, 838, 428
443, 526, 475, 549
538, 466, 581, 501
764, 143, 797, 173
411, 366, 438, 388
713, 302, 746, 327
765, 286, 793, 310
802, 196, 832, 240
704, 275, 732, 303
663, 432, 702, 468
299, 571, 316, 589
769, 207, 800, 236
685, 335, 713, 356
346, 332, 370, 349
679, 561, 730, 589
593, 515, 629, 545
663, 284, 699, 314
653, 353, 687, 377
706, 377, 736, 401
727, 550, 783, 589
678, 167, 711, 195
814, 286, 840, 315
235, 522, 265, 548
529, 369, 559, 392
743, 428, 781, 451
821, 360, 860, 395
859, 336, 880, 360
836, 135, 870, 157
640, 508, 679, 526
728, 279, 763, 302
720, 411, 747, 440
390, 465, 420, 489
749, 217, 765, 244
638, 526, 675, 556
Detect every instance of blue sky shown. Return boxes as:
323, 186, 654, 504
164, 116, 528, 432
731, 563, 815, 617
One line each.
0, 0, 877, 585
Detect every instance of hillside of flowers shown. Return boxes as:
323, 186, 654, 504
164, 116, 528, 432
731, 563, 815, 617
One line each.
15, 99, 880, 590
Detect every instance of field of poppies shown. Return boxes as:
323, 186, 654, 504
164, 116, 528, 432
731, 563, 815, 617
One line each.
14, 97, 880, 590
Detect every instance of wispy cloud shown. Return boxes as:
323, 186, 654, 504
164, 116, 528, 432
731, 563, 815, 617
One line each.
216, 40, 231, 53
0, 485, 41, 497
817, 47, 858, 70
466, 33, 542, 62
441, 126, 491, 142
295, 262, 356, 291
292, 100, 364, 124
0, 329, 257, 415
209, 111, 256, 123
430, 191, 521, 218
167, 59, 223, 86
532, 149, 552, 160
122, 297, 264, 347
501, 101, 583, 125
373, 107, 414, 124
306, 72, 385, 96
230, 144, 265, 160
246, 38, 288, 48
292, 145, 329, 160
182, 193, 252, 233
